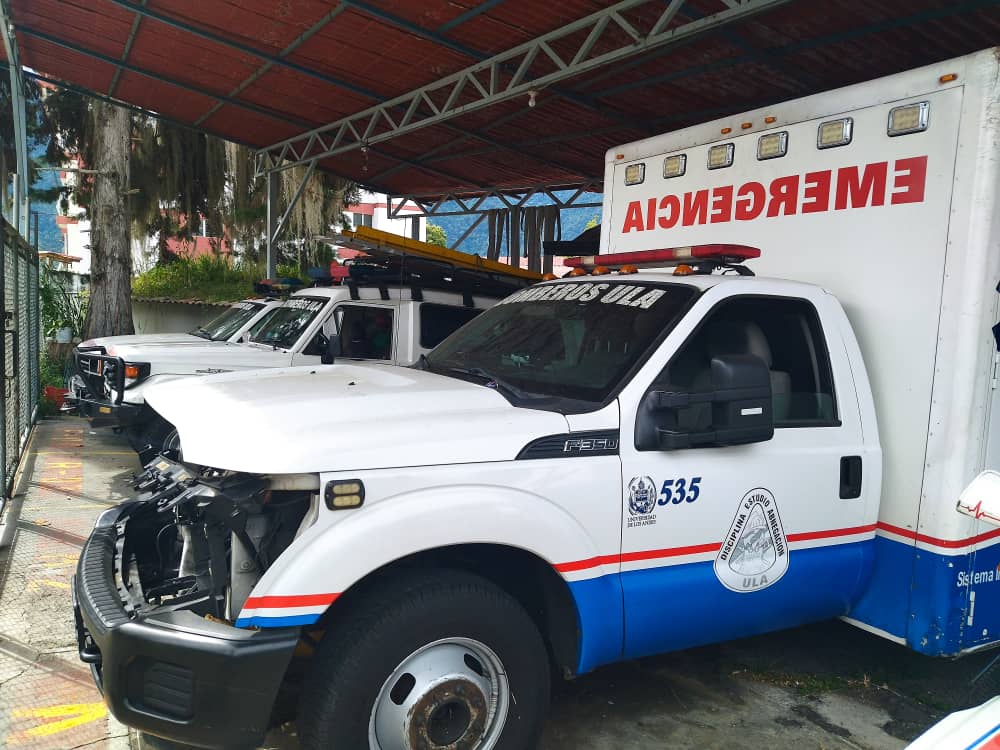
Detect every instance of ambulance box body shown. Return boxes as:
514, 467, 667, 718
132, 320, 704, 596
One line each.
600, 47, 1000, 654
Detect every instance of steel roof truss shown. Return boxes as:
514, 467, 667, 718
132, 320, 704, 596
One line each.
387, 181, 602, 219
255, 0, 791, 176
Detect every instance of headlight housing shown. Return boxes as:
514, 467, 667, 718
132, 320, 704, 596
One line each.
122, 361, 150, 387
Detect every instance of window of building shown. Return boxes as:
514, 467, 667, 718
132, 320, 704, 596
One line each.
352, 212, 373, 229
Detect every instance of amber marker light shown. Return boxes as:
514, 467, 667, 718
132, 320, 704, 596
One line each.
591, 266, 611, 275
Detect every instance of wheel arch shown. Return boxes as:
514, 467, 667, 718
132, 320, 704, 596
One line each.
321, 543, 582, 676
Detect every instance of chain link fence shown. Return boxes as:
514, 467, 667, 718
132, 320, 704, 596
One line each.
0, 217, 40, 515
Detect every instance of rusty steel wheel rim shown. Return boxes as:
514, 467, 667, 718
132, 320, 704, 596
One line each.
368, 637, 510, 750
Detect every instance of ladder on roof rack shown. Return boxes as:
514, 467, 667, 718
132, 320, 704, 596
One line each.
321, 227, 542, 298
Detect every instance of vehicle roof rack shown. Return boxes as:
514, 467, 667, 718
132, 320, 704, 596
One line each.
320, 227, 542, 298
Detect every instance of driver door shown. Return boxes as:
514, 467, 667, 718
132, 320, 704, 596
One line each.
616, 290, 873, 660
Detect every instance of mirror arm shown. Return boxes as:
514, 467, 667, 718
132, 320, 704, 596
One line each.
652, 386, 770, 409
652, 390, 714, 408
657, 427, 717, 451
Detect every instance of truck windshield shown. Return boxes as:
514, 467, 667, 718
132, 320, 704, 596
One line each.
191, 301, 264, 341
426, 280, 696, 406
248, 296, 327, 350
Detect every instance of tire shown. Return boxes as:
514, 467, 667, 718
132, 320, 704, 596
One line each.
131, 415, 180, 465
299, 569, 550, 750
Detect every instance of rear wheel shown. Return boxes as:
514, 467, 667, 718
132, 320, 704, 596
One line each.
299, 570, 550, 750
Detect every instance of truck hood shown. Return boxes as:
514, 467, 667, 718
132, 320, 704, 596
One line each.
145, 364, 570, 474
84, 333, 203, 348
108, 341, 288, 373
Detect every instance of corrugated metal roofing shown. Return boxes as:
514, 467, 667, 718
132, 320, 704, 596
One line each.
5, 0, 1000, 199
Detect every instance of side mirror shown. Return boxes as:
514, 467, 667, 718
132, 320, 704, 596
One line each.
957, 471, 1000, 527
321, 333, 341, 365
635, 353, 774, 451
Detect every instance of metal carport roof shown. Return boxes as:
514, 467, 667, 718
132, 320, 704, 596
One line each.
2, 0, 999, 204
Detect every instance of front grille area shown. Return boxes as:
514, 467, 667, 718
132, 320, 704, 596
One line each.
127, 658, 195, 720
78, 527, 129, 634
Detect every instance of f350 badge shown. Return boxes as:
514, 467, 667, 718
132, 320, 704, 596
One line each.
714, 488, 788, 592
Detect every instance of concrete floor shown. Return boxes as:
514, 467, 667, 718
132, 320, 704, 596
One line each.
0, 417, 990, 749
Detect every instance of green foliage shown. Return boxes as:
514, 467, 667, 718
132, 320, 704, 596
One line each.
425, 222, 448, 247
40, 347, 68, 389
131, 255, 303, 303
38, 346, 71, 417
39, 266, 88, 338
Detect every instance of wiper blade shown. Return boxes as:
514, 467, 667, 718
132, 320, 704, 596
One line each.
446, 366, 532, 400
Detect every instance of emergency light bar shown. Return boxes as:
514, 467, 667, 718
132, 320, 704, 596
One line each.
565, 244, 761, 271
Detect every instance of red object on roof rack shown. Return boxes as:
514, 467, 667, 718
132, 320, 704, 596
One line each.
565, 244, 761, 270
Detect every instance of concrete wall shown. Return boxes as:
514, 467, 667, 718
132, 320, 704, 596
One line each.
131, 299, 226, 335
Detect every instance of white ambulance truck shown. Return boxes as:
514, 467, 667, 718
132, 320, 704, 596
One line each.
72, 49, 1000, 749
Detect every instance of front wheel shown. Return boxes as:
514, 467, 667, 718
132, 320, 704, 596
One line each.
128, 414, 180, 465
299, 570, 550, 750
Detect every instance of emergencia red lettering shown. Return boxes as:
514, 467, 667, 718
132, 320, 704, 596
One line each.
620, 156, 928, 233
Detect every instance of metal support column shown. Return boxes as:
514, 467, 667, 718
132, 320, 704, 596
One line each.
266, 169, 279, 279
0, 0, 29, 236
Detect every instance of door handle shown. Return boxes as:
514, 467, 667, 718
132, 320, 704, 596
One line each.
840, 456, 862, 499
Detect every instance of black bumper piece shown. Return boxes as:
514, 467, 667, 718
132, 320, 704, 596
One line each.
75, 397, 144, 428
73, 508, 300, 750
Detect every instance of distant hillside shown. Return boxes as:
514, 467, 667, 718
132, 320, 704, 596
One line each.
429, 191, 601, 256
31, 142, 63, 253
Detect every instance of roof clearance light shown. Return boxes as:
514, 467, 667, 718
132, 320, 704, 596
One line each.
618, 264, 639, 274
757, 131, 788, 161
568, 267, 588, 277
888, 101, 929, 136
764, 116, 777, 124
673, 264, 694, 276
663, 154, 686, 179
817, 117, 852, 149
707, 143, 734, 170
591, 266, 611, 275
542, 273, 558, 281
624, 163, 645, 185
939, 73, 958, 83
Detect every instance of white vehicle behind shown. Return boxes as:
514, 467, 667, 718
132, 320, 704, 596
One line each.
68, 297, 280, 405
75, 285, 505, 460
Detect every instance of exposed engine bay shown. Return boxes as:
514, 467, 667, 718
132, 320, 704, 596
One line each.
119, 458, 319, 622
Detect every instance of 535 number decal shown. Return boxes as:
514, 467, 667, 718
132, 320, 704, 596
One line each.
658, 477, 702, 505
